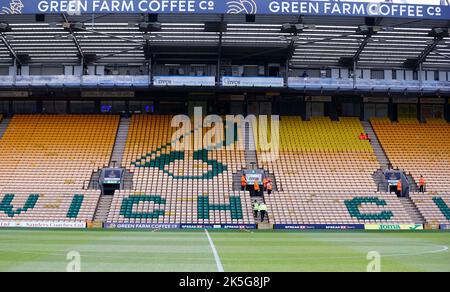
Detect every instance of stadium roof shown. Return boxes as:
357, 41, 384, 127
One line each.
0, 14, 449, 69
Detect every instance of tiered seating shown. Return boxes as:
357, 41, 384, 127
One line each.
259, 117, 379, 193
268, 193, 413, 224
259, 117, 413, 224
107, 115, 254, 225
410, 194, 450, 224
371, 118, 450, 193
0, 190, 100, 221
0, 115, 119, 222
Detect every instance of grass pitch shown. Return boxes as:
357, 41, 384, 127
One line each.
0, 229, 448, 272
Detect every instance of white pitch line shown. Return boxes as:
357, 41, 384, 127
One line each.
205, 229, 224, 272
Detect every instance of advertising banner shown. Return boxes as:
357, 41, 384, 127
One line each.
424, 223, 440, 230
440, 224, 450, 230
365, 224, 424, 230
0, 221, 86, 228
273, 224, 365, 230
87, 221, 104, 229
180, 224, 257, 229
104, 222, 181, 229
104, 222, 257, 229
0, 0, 449, 19
153, 76, 216, 87
222, 77, 284, 88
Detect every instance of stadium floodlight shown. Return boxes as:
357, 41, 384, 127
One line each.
280, 23, 303, 34
0, 23, 11, 33
204, 22, 226, 33
429, 27, 449, 39
372, 26, 382, 33
358, 25, 370, 33
139, 22, 162, 32
62, 22, 85, 32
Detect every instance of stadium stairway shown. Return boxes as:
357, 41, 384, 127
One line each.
244, 121, 258, 169
93, 194, 114, 222
109, 117, 131, 167
362, 121, 390, 170
405, 173, 419, 193
0, 117, 11, 140
86, 170, 101, 190
399, 197, 426, 224
253, 196, 271, 229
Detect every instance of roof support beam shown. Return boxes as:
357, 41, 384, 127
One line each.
431, 50, 450, 60
286, 16, 303, 64
217, 14, 225, 80
62, 13, 84, 60
413, 42, 439, 69
0, 28, 21, 65
409, 29, 449, 69
352, 17, 383, 64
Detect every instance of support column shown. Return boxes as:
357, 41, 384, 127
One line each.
388, 98, 397, 122
360, 97, 365, 121
300, 95, 306, 121
445, 97, 449, 122
417, 100, 423, 123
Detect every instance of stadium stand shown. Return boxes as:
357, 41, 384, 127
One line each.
0, 115, 119, 222
258, 117, 379, 194
107, 115, 255, 225
410, 194, 450, 224
259, 116, 414, 224
371, 118, 450, 193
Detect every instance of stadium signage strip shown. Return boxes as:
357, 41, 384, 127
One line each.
273, 224, 365, 230
153, 76, 216, 87
222, 77, 284, 88
104, 223, 257, 229
0, 221, 86, 228
1, 0, 449, 19
364, 224, 424, 230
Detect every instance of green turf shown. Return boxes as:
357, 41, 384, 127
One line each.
0, 229, 448, 272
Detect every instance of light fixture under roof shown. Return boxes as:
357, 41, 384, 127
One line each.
0, 23, 11, 32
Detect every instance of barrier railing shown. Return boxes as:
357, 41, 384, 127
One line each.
0, 75, 449, 92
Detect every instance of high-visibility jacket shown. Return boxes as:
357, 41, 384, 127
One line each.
397, 181, 402, 191
258, 204, 267, 211
241, 176, 247, 187
263, 178, 269, 188
267, 183, 273, 191
419, 178, 426, 186
253, 203, 259, 211
254, 181, 260, 191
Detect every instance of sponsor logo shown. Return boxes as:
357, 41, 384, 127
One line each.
0, 221, 86, 228
226, 0, 257, 14
365, 224, 424, 230
1, 0, 23, 14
